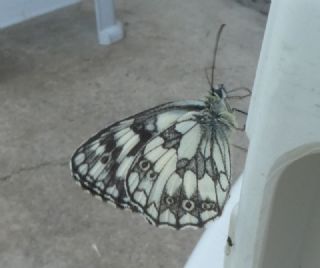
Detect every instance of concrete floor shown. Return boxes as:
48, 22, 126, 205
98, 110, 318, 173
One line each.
0, 1, 266, 267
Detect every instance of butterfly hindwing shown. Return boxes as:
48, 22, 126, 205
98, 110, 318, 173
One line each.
70, 101, 205, 209
125, 111, 232, 229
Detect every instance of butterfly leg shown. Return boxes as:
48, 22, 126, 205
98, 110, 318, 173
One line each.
204, 67, 213, 88
234, 124, 246, 132
231, 143, 248, 152
231, 108, 247, 131
232, 108, 247, 116
226, 87, 252, 100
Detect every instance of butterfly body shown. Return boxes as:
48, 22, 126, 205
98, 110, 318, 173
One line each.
70, 85, 236, 229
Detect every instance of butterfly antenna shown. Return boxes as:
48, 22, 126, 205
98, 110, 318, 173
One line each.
210, 24, 226, 90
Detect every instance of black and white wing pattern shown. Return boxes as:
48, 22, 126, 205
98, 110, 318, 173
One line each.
70, 100, 204, 209
125, 111, 232, 229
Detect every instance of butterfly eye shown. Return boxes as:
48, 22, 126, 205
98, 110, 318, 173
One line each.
182, 200, 195, 212
147, 170, 157, 181
100, 154, 109, 164
165, 196, 175, 205
139, 160, 150, 171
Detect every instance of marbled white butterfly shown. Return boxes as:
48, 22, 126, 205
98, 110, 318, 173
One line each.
70, 24, 248, 229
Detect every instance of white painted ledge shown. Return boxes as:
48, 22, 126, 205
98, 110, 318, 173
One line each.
229, 0, 320, 266
186, 0, 320, 267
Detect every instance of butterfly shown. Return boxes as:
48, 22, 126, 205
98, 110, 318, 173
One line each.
70, 24, 250, 229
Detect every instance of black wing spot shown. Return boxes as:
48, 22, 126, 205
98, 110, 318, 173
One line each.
111, 147, 122, 161
104, 139, 116, 152
128, 128, 153, 156
161, 128, 182, 150
176, 158, 189, 178
100, 154, 109, 164
147, 170, 157, 181
131, 122, 144, 132
201, 201, 216, 211
182, 200, 195, 212
139, 159, 150, 171
165, 196, 175, 205
176, 151, 206, 179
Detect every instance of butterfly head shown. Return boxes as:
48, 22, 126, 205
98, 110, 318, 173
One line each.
206, 84, 227, 106
211, 84, 227, 99
201, 84, 237, 131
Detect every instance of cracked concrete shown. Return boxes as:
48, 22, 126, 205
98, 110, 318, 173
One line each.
0, 0, 266, 267
0, 159, 68, 181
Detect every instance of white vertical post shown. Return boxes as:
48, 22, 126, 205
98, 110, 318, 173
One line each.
225, 0, 320, 267
94, 0, 123, 45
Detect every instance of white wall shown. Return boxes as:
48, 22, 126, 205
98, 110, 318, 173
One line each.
0, 0, 80, 29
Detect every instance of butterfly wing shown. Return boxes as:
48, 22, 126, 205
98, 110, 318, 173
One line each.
125, 111, 232, 229
70, 100, 205, 209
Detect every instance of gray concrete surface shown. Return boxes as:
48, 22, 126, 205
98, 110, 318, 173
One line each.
0, 0, 266, 267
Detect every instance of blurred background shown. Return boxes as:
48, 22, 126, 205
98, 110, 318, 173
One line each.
0, 0, 267, 267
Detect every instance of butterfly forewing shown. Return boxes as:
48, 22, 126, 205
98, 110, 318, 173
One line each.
70, 101, 205, 209
125, 111, 232, 229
